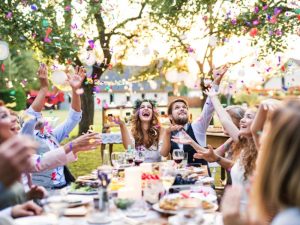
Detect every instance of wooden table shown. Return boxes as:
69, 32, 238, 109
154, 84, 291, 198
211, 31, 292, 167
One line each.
206, 132, 229, 148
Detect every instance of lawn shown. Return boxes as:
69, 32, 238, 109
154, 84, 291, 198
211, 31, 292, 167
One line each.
41, 108, 223, 185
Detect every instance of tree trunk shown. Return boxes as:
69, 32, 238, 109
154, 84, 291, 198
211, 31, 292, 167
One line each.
78, 84, 94, 135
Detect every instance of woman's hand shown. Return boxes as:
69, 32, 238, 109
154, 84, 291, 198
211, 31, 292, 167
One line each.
260, 99, 281, 112
65, 132, 102, 154
67, 66, 86, 90
11, 201, 43, 218
193, 145, 219, 162
108, 116, 125, 126
213, 65, 228, 85
203, 87, 219, 97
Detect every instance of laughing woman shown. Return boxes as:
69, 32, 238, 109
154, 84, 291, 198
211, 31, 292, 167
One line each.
111, 99, 165, 162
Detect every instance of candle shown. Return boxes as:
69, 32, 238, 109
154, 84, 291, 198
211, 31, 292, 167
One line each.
117, 167, 142, 200
140, 163, 152, 173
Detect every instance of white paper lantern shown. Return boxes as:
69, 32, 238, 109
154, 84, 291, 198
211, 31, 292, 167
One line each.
50, 70, 71, 91
184, 74, 198, 88
165, 69, 181, 83
0, 41, 9, 60
148, 80, 158, 90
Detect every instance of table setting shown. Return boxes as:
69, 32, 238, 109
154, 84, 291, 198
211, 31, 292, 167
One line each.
14, 149, 223, 225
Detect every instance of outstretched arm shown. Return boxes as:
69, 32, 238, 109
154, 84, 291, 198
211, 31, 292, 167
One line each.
251, 99, 281, 150
205, 88, 240, 142
191, 65, 227, 146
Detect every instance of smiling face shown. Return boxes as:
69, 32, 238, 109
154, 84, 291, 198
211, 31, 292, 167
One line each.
169, 101, 189, 125
138, 101, 153, 122
0, 106, 18, 142
239, 109, 256, 137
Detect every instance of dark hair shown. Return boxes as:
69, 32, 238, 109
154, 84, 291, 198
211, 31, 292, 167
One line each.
0, 100, 4, 106
167, 99, 189, 115
133, 99, 157, 111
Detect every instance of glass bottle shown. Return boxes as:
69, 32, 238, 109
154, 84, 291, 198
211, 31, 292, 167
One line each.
102, 148, 111, 166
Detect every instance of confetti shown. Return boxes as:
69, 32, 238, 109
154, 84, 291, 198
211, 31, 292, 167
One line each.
6, 12, 12, 19
44, 27, 52, 43
249, 28, 258, 37
88, 40, 95, 49
42, 19, 49, 27
31, 4, 38, 11
65, 5, 71, 11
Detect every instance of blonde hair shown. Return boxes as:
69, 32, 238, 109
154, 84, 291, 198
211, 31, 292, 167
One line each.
225, 105, 245, 128
252, 99, 300, 221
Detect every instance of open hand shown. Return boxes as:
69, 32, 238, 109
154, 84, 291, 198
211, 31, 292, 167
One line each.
213, 65, 228, 85
37, 63, 49, 88
11, 201, 43, 218
193, 145, 218, 162
203, 87, 219, 97
107, 116, 125, 126
67, 66, 86, 90
67, 132, 102, 153
171, 129, 193, 145
260, 99, 281, 111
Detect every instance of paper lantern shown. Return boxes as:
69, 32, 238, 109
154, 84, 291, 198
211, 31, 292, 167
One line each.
50, 70, 71, 91
0, 41, 9, 60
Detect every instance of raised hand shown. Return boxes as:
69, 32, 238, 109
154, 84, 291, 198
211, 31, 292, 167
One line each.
37, 63, 49, 88
67, 66, 86, 90
213, 65, 228, 85
27, 185, 48, 200
260, 99, 281, 111
166, 124, 184, 135
107, 115, 124, 125
203, 87, 219, 97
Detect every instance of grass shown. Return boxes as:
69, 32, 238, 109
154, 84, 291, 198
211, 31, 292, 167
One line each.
41, 108, 223, 181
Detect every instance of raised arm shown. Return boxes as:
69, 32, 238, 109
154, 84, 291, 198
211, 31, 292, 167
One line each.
52, 66, 85, 142
251, 99, 281, 150
31, 64, 49, 112
191, 66, 227, 146
205, 88, 240, 142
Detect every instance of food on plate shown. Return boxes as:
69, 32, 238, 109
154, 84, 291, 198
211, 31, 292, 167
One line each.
173, 174, 197, 185
179, 198, 202, 208
201, 200, 214, 210
69, 182, 98, 193
114, 198, 134, 210
159, 197, 180, 211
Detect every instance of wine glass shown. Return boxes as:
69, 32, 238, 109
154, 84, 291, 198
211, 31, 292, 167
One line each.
134, 150, 145, 166
159, 166, 175, 197
172, 149, 184, 167
125, 151, 134, 165
111, 152, 125, 169
44, 190, 68, 224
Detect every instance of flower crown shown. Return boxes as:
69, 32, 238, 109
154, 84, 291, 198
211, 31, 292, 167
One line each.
133, 99, 157, 111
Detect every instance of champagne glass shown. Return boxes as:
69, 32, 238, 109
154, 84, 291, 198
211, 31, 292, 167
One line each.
134, 150, 145, 166
111, 152, 125, 169
172, 149, 184, 166
159, 166, 175, 197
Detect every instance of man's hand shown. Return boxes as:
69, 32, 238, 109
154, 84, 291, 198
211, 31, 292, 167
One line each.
0, 136, 37, 188
166, 124, 184, 135
67, 66, 86, 90
213, 65, 228, 85
37, 63, 49, 88
11, 201, 43, 218
171, 129, 193, 145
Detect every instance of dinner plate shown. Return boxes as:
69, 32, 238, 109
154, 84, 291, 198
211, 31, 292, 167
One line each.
68, 190, 98, 195
15, 215, 57, 225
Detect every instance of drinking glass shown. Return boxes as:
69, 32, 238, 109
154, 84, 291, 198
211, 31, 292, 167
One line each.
159, 166, 175, 196
111, 152, 125, 168
44, 190, 68, 224
172, 149, 184, 166
134, 150, 145, 166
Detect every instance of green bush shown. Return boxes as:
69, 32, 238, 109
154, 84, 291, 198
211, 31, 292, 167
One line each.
0, 88, 26, 111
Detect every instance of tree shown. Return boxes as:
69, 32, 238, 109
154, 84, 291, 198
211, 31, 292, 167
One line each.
148, 0, 299, 105
0, 0, 151, 134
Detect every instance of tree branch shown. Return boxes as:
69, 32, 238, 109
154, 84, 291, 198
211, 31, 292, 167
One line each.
110, 31, 138, 39
109, 2, 146, 35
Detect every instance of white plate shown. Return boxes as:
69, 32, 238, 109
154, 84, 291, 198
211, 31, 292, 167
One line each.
152, 203, 178, 215
15, 215, 57, 225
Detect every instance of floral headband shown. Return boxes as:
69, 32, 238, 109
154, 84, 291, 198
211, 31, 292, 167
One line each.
133, 99, 157, 111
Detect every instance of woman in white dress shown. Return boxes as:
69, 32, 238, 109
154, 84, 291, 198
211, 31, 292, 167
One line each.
112, 99, 165, 163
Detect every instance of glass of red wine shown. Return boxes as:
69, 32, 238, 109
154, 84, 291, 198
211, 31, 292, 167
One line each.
134, 150, 145, 166
172, 149, 185, 168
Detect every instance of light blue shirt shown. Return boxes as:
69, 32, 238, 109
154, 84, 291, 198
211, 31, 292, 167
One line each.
272, 208, 300, 225
23, 107, 82, 188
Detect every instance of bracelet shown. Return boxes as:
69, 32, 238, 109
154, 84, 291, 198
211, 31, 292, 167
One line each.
69, 142, 73, 152
215, 156, 221, 163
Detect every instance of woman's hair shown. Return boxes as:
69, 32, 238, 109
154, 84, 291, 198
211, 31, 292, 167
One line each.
225, 105, 245, 128
0, 100, 4, 106
252, 99, 300, 221
231, 107, 257, 180
131, 99, 161, 149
